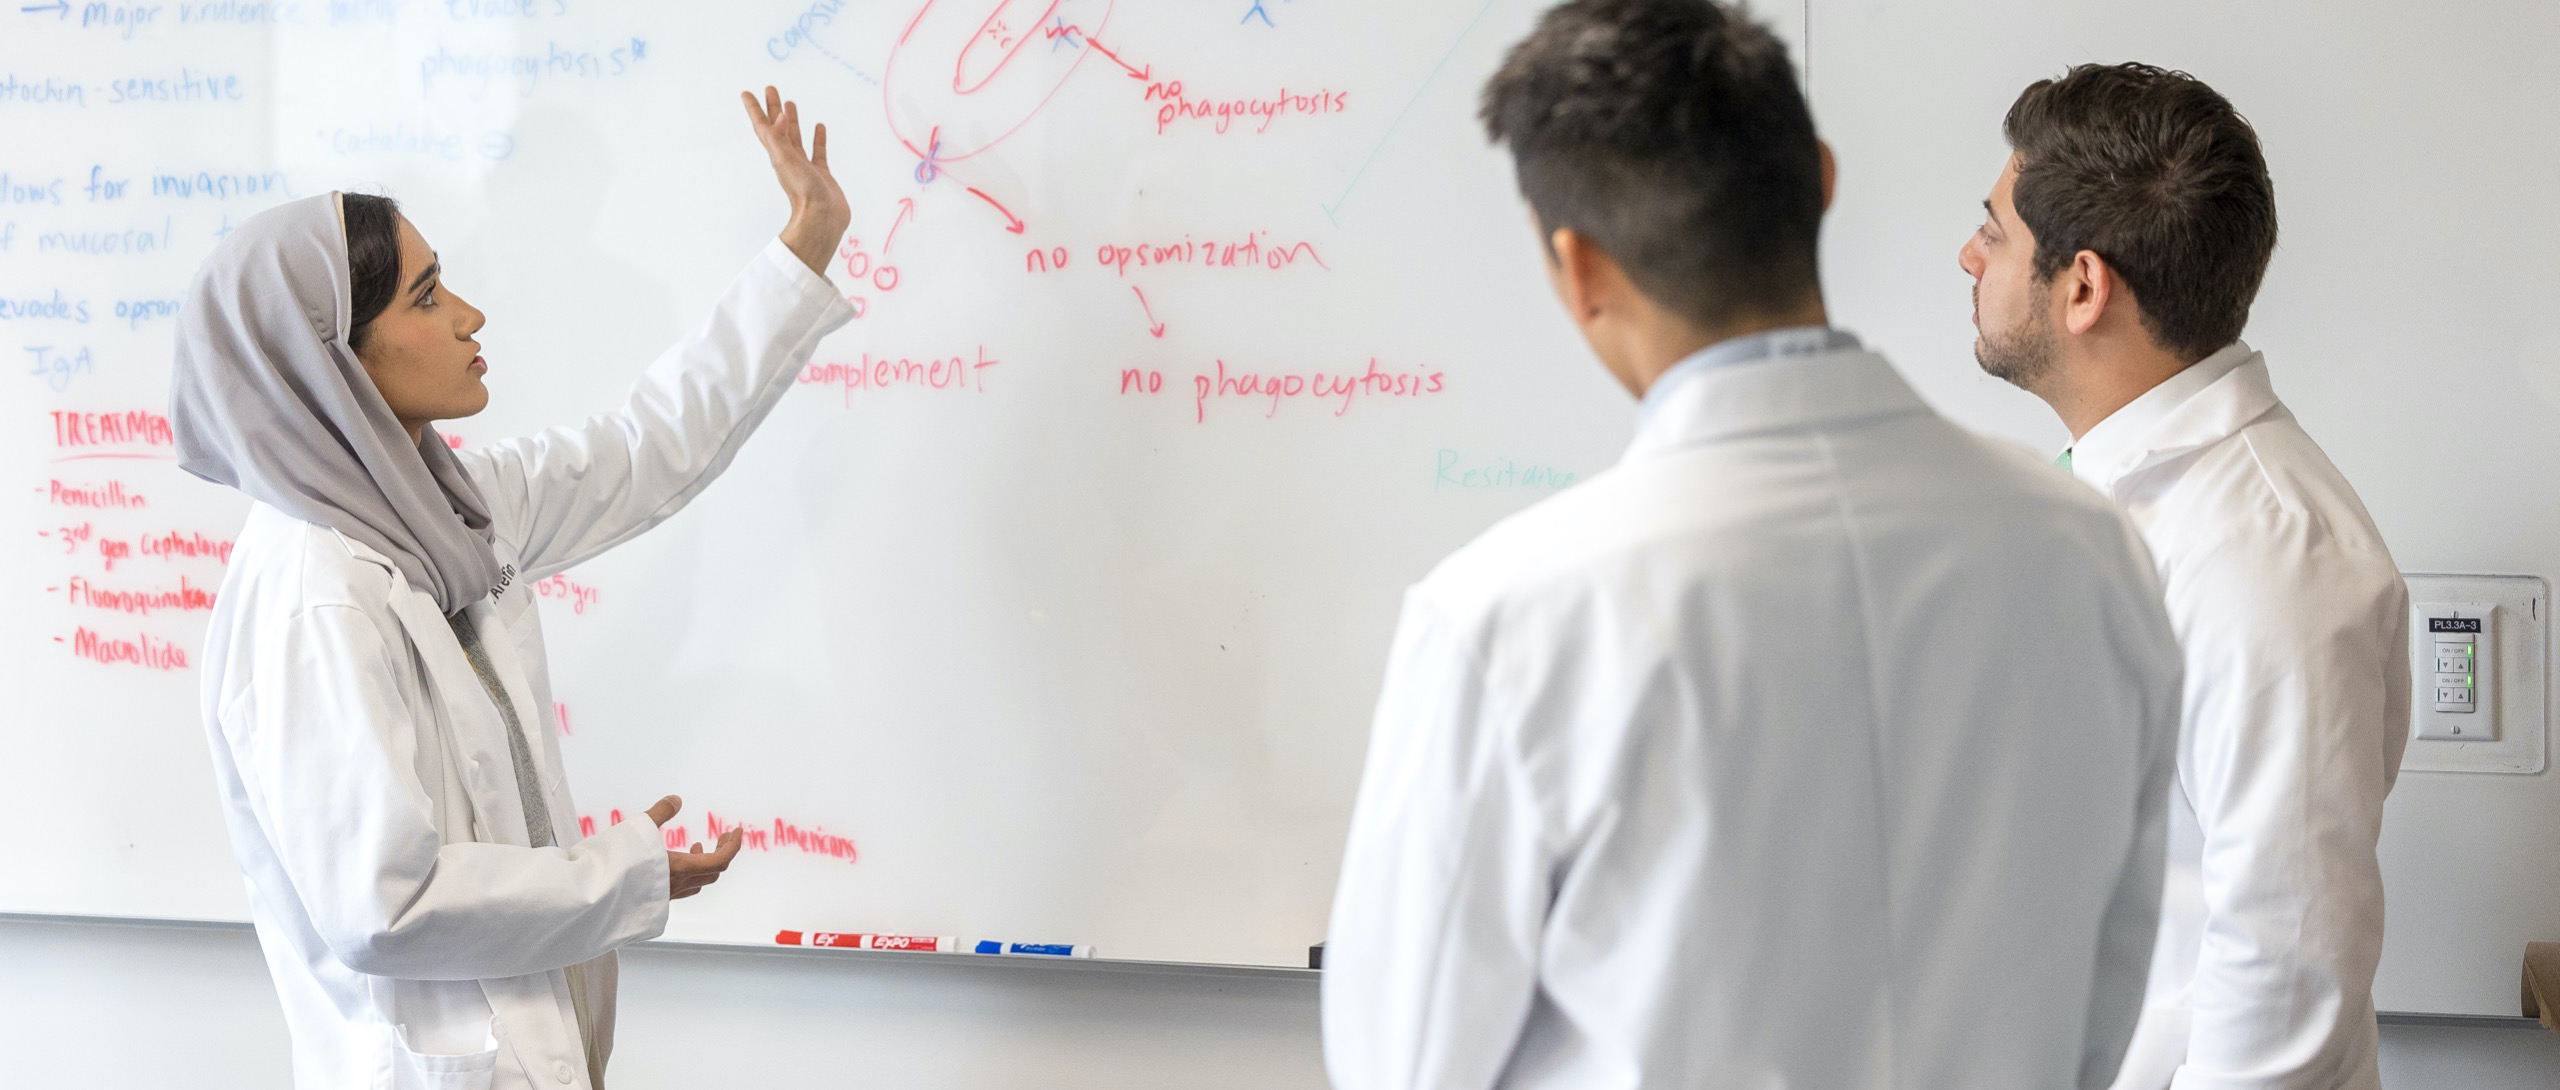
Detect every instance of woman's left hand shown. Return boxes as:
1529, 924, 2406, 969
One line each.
742, 85, 851, 276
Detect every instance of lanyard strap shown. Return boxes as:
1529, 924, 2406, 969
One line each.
446, 610, 556, 850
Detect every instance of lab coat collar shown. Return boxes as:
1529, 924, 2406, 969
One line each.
1622, 346, 1931, 465
1638, 326, 1861, 428
2068, 341, 2277, 497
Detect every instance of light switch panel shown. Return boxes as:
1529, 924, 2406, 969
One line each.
2413, 604, 2491, 738
2403, 574, 2547, 774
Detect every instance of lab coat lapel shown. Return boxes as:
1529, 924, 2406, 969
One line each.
1623, 349, 1931, 465
375, 556, 537, 849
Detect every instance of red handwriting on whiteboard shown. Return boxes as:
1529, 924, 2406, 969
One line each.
1094, 232, 1329, 276
534, 574, 599, 615
102, 531, 235, 569
1039, 16, 1149, 81
966, 186, 1026, 234
707, 811, 860, 862
1144, 81, 1349, 135
1127, 357, 1449, 422
50, 409, 175, 461
43, 526, 232, 570
837, 235, 903, 318
137, 530, 232, 565
576, 810, 859, 864
54, 575, 217, 615
46, 479, 148, 509
882, 0, 1115, 168
1130, 286, 1165, 337
799, 346, 1000, 404
62, 626, 188, 670
38, 521, 94, 556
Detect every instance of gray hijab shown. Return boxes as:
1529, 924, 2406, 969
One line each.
172, 192, 501, 616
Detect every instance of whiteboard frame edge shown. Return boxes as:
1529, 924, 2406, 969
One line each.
14, 915, 2556, 1017
0, 911, 1322, 982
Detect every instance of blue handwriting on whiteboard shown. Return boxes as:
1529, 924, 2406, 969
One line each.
0, 290, 91, 324
417, 37, 649, 98
84, 166, 128, 201
70, 2, 162, 40
766, 0, 843, 60
105, 69, 245, 104
0, 173, 66, 205
34, 217, 174, 255
113, 297, 181, 329
0, 74, 87, 107
25, 345, 96, 392
150, 169, 293, 200
176, 1, 298, 25
327, 0, 399, 23
445, 0, 568, 18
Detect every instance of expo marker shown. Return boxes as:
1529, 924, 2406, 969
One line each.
972, 940, 1097, 958
774, 930, 961, 952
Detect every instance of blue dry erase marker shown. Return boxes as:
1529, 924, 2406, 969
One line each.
972, 940, 1097, 958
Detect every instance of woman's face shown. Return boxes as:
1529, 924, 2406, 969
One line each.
355, 215, 489, 440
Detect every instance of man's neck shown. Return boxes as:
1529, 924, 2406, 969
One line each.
2047, 344, 2193, 441
1627, 301, 1830, 397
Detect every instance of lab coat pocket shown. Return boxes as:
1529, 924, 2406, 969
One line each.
392, 1022, 500, 1090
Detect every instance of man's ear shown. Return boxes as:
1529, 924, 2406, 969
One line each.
2060, 250, 2116, 336
1551, 226, 1603, 324
1817, 139, 1836, 214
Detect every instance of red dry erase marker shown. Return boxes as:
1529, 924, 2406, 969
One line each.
775, 930, 960, 952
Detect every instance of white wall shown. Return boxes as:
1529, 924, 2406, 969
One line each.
3, 917, 2553, 1088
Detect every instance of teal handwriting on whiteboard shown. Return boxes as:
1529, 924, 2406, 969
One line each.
1435, 449, 1577, 492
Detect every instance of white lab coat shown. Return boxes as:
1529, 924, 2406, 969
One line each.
197, 240, 853, 1090
1323, 344, 2186, 1090
2080, 343, 2410, 1090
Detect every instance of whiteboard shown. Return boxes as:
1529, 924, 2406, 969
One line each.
19, 0, 2539, 1014
1804, 0, 2560, 1015
2, 0, 1784, 968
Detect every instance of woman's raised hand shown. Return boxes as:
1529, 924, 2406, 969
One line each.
742, 85, 851, 277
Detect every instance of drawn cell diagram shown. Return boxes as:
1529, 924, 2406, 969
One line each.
881, 0, 1118, 168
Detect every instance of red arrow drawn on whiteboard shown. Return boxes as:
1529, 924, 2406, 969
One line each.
1045, 23, 1150, 81
882, 197, 916, 253
1131, 286, 1166, 338
1085, 38, 1151, 81
965, 186, 1025, 234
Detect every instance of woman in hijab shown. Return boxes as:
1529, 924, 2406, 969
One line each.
173, 88, 853, 1090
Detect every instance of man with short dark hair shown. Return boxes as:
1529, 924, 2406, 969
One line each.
1959, 63, 2411, 1090
1321, 4, 2185, 1087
